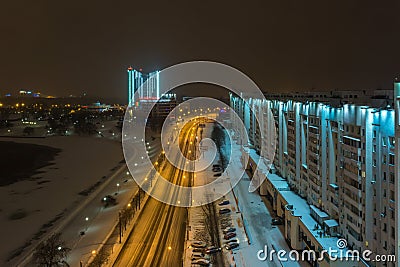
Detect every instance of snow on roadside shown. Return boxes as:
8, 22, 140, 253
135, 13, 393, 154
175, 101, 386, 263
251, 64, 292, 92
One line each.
0, 136, 123, 264
185, 122, 241, 267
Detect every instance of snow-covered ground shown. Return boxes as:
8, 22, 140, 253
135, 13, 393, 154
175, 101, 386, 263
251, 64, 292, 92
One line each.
184, 122, 223, 266
185, 122, 244, 267
184, 121, 308, 267
0, 136, 123, 265
227, 135, 308, 267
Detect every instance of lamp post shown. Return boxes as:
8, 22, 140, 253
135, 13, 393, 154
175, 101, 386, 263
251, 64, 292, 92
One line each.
84, 216, 89, 232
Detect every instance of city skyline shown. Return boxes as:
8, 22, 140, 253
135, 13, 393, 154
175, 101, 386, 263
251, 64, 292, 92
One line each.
0, 1, 400, 101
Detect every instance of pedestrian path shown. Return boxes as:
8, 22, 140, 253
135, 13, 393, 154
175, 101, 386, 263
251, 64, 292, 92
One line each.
226, 139, 306, 267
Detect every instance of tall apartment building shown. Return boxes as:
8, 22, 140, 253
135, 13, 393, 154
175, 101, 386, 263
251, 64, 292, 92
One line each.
126, 67, 177, 130
230, 83, 398, 267
127, 66, 160, 106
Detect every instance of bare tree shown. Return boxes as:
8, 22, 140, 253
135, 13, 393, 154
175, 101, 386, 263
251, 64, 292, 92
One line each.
89, 249, 110, 267
33, 233, 70, 267
200, 202, 219, 245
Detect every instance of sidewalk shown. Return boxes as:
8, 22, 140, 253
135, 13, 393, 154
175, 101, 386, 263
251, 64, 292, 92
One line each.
226, 138, 306, 267
50, 137, 161, 267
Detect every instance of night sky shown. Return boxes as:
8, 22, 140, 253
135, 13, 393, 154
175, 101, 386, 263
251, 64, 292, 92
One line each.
0, 1, 399, 102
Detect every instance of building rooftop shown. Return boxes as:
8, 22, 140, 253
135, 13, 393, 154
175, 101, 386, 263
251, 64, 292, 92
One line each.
244, 146, 350, 257
263, 89, 394, 108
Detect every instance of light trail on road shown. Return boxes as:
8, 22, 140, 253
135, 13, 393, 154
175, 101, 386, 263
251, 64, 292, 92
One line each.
113, 120, 199, 267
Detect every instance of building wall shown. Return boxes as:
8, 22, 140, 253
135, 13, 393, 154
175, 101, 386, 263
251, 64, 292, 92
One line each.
127, 67, 160, 105
230, 86, 397, 266
395, 80, 400, 265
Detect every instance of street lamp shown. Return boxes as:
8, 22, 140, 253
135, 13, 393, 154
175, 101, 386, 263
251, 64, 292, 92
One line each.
116, 183, 120, 194
83, 217, 90, 232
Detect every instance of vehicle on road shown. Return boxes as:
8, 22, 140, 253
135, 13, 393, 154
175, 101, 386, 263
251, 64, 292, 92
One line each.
224, 232, 237, 240
218, 200, 230, 206
222, 226, 235, 234
191, 241, 207, 248
224, 242, 239, 250
271, 218, 283, 225
219, 208, 231, 214
101, 195, 116, 207
213, 173, 222, 177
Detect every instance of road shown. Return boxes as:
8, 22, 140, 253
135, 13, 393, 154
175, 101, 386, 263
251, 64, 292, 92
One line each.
113, 120, 198, 267
14, 135, 162, 267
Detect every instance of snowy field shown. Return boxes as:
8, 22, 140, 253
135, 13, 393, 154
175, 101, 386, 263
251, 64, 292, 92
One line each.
0, 136, 123, 264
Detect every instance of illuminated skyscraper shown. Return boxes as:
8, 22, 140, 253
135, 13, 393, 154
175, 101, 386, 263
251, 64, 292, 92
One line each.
127, 67, 176, 130
127, 67, 160, 106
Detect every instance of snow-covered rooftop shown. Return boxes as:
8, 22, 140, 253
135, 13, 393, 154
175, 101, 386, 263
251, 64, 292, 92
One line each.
246, 147, 349, 257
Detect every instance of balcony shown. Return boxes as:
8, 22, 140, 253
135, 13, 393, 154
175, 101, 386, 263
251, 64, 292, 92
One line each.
343, 193, 360, 210
343, 168, 358, 181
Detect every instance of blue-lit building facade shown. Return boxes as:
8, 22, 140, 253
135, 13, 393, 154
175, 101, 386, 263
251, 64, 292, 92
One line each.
126, 67, 177, 129
127, 67, 160, 106
230, 82, 399, 267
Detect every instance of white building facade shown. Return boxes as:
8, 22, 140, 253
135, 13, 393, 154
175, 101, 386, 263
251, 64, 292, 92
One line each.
230, 83, 398, 267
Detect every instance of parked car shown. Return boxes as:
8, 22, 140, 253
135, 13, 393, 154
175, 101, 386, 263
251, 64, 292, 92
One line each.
192, 247, 204, 253
219, 208, 231, 215
212, 164, 221, 168
224, 232, 237, 240
221, 222, 233, 228
224, 239, 239, 245
192, 252, 205, 256
212, 167, 222, 172
223, 227, 236, 234
225, 242, 239, 250
218, 200, 230, 206
213, 173, 222, 177
191, 241, 207, 248
271, 218, 283, 225
205, 246, 221, 254
191, 252, 205, 260
192, 258, 210, 266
